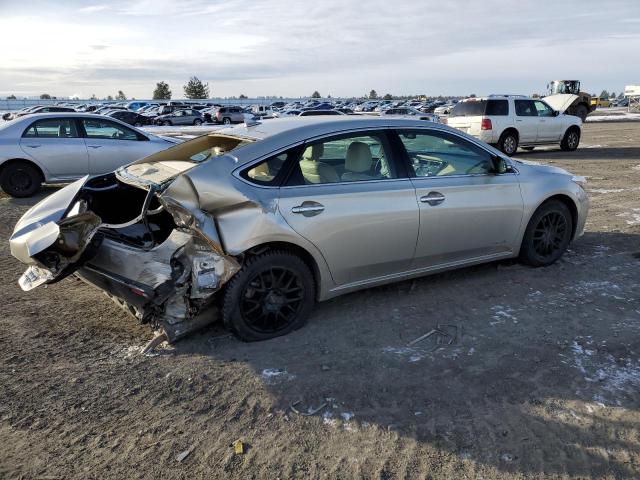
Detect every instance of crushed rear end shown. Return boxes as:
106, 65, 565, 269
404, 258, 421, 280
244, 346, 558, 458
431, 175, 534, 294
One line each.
10, 134, 251, 342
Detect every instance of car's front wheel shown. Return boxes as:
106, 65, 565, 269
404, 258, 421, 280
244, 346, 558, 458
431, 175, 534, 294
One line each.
560, 127, 580, 151
0, 161, 42, 198
222, 250, 315, 341
497, 130, 519, 155
193, 118, 202, 126
520, 200, 573, 267
223, 117, 231, 125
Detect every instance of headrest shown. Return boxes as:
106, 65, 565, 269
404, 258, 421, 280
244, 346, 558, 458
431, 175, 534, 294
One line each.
302, 143, 324, 161
345, 142, 372, 173
58, 125, 67, 137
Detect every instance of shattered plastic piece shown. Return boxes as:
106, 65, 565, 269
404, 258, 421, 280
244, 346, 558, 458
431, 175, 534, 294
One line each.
232, 440, 244, 454
175, 445, 195, 462
141, 330, 169, 354
18, 265, 54, 291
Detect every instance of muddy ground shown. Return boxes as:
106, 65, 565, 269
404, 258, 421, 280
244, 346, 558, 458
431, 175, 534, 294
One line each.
1, 122, 639, 479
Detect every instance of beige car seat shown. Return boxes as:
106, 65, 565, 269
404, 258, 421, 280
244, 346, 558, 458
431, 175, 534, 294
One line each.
342, 142, 376, 181
299, 144, 340, 184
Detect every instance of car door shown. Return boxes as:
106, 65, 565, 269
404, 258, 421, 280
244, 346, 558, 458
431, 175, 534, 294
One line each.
533, 100, 562, 142
19, 117, 89, 179
394, 129, 524, 268
277, 130, 420, 286
79, 117, 155, 174
513, 100, 539, 143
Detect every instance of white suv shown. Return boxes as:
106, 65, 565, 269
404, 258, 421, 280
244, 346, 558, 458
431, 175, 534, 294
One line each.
445, 95, 582, 155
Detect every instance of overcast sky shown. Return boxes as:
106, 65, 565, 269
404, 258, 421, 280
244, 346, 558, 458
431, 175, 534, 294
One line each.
0, 0, 639, 99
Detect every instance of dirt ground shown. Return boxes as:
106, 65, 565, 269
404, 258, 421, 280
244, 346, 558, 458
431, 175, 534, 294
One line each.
1, 122, 639, 480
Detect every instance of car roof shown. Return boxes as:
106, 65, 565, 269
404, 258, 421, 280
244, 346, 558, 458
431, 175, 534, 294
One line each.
217, 116, 465, 165
224, 116, 444, 141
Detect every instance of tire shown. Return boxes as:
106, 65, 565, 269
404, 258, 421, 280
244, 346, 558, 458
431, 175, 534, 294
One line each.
0, 161, 42, 198
560, 127, 580, 151
521, 146, 535, 151
134, 122, 142, 127
520, 200, 573, 267
223, 117, 231, 125
163, 121, 172, 126
222, 250, 316, 342
574, 104, 589, 122
498, 130, 519, 156
193, 119, 202, 126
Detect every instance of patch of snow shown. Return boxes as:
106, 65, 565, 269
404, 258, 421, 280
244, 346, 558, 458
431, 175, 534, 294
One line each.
589, 188, 625, 194
341, 412, 355, 421
383, 346, 426, 362
587, 112, 640, 122
260, 368, 295, 384
490, 305, 518, 325
568, 338, 640, 406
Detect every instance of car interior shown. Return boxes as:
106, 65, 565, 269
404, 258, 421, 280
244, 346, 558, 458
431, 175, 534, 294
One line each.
297, 136, 392, 184
399, 132, 491, 177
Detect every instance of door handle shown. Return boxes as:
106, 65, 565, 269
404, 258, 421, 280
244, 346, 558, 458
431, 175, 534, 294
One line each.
291, 202, 324, 216
515, 119, 523, 122
25, 145, 41, 148
87, 145, 102, 149
420, 192, 445, 206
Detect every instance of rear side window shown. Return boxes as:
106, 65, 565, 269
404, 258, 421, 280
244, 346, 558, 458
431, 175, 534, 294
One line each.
450, 100, 487, 117
514, 100, 537, 116
243, 153, 289, 185
485, 100, 508, 115
23, 118, 79, 138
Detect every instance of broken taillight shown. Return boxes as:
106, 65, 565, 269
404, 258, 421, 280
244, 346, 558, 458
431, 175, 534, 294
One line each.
481, 118, 492, 130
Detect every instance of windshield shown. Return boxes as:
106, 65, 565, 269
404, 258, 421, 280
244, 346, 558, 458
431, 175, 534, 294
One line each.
450, 100, 487, 117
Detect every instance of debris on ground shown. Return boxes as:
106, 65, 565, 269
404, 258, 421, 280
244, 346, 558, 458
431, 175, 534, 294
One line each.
175, 445, 195, 462
290, 400, 327, 416
232, 439, 244, 455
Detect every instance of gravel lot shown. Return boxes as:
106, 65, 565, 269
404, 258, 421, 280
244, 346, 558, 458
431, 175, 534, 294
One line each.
1, 122, 639, 479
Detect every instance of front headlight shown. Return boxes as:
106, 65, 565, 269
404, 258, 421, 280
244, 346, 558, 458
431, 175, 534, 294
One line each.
571, 175, 587, 189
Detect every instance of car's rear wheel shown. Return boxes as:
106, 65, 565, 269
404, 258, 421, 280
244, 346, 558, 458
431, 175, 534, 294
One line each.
222, 251, 315, 341
134, 122, 142, 127
498, 130, 519, 155
560, 127, 580, 151
520, 200, 573, 267
193, 118, 202, 126
0, 161, 42, 198
163, 121, 172, 126
223, 117, 231, 125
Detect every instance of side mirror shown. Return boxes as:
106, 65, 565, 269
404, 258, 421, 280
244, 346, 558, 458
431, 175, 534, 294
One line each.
553, 110, 560, 117
491, 155, 508, 174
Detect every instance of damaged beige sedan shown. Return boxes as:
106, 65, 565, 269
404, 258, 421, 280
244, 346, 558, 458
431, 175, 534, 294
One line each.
10, 117, 588, 344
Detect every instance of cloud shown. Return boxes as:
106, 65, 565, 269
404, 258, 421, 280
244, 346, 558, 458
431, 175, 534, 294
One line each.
1, 0, 639, 98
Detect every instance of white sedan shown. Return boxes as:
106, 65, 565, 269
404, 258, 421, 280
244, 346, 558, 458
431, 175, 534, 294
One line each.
0, 113, 178, 197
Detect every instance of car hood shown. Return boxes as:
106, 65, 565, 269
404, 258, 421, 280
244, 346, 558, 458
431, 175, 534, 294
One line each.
513, 158, 571, 176
542, 94, 578, 114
